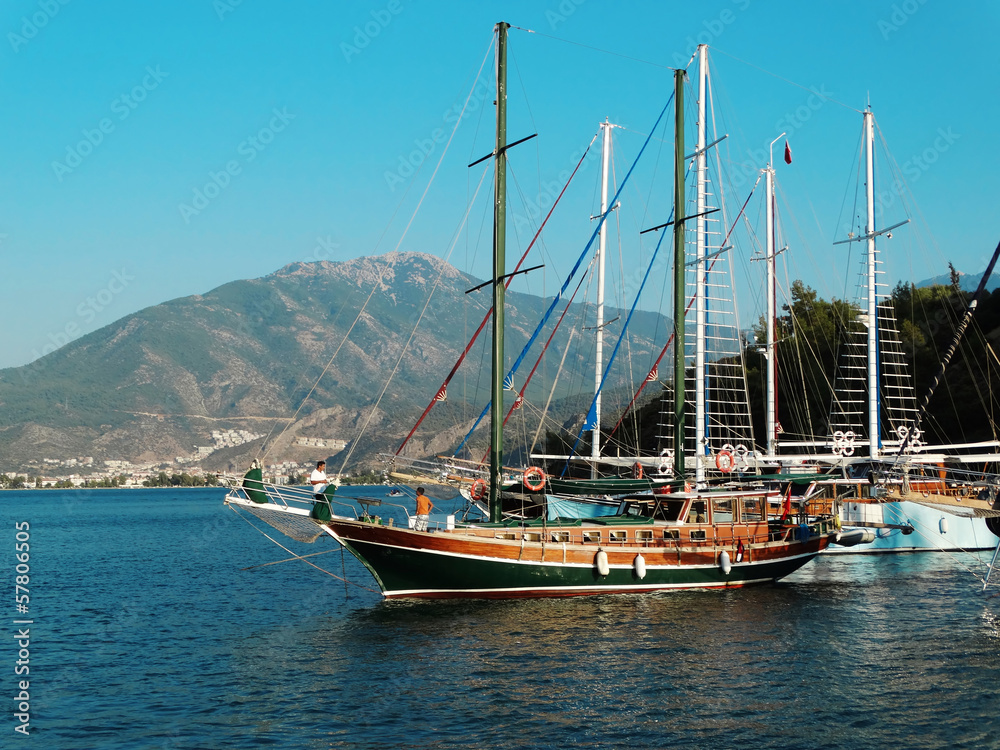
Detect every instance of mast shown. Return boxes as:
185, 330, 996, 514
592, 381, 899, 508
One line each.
590, 118, 612, 478
764, 134, 784, 457
694, 44, 707, 484
489, 21, 509, 522
672, 67, 686, 478
864, 108, 878, 459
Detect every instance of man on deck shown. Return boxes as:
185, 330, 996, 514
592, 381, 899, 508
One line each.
310, 461, 328, 501
414, 486, 434, 532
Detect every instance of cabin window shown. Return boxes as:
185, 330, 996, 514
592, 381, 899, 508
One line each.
653, 500, 686, 522
617, 499, 652, 517
583, 530, 602, 543
662, 529, 680, 541
742, 497, 764, 522
609, 530, 627, 543
636, 529, 654, 542
712, 498, 734, 523
496, 533, 517, 540
522, 532, 541, 542
689, 530, 707, 541
687, 501, 707, 523
551, 531, 570, 543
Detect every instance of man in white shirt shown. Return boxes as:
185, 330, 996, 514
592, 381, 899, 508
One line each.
310, 461, 328, 500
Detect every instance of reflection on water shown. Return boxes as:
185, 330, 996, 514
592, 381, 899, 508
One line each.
4, 488, 1000, 749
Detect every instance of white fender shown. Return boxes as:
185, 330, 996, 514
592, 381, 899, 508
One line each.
939, 517, 949, 535
633, 554, 646, 580
595, 549, 610, 577
719, 550, 732, 575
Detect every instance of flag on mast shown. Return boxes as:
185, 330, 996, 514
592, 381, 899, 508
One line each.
780, 484, 793, 521
784, 140, 792, 164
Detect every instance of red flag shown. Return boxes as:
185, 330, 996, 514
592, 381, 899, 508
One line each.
783, 140, 792, 165
780, 484, 792, 521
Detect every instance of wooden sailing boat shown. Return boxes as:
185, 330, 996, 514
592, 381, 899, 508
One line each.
224, 23, 839, 598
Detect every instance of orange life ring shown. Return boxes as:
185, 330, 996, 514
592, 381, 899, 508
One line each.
523, 466, 546, 492
470, 478, 487, 500
632, 462, 644, 480
716, 450, 734, 473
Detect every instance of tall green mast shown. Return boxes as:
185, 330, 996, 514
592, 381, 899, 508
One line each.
672, 68, 686, 479
490, 21, 509, 522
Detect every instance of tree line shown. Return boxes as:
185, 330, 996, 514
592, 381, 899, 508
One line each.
540, 273, 1000, 468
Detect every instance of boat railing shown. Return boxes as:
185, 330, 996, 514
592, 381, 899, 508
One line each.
220, 473, 319, 510
470, 520, 830, 548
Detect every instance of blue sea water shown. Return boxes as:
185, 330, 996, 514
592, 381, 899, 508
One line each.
2, 486, 1000, 749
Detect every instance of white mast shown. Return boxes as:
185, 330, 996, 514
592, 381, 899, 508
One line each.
864, 108, 878, 458
764, 134, 784, 458
694, 44, 708, 485
591, 118, 613, 478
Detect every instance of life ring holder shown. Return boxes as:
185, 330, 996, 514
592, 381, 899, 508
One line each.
716, 450, 735, 473
523, 466, 546, 492
470, 478, 487, 501
632, 462, 644, 480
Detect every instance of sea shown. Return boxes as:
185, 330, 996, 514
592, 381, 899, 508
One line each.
2, 486, 1000, 749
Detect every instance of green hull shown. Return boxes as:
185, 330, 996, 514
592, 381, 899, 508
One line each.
334, 531, 824, 599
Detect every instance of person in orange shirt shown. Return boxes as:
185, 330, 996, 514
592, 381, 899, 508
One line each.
414, 487, 434, 531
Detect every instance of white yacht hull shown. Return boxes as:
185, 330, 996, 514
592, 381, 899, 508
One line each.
827, 499, 994, 554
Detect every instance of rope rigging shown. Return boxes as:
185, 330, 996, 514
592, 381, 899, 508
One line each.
454, 90, 677, 456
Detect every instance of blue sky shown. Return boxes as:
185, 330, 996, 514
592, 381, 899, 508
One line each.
1, 0, 996, 369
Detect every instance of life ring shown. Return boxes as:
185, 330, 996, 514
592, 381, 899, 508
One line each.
523, 466, 546, 492
470, 478, 487, 501
632, 462, 644, 480
715, 450, 735, 473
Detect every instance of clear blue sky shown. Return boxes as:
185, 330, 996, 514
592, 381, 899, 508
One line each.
1, 0, 996, 368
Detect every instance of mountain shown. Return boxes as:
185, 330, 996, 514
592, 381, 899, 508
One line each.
914, 270, 1000, 294
0, 252, 671, 475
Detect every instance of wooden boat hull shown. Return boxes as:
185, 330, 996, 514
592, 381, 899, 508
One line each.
323, 519, 830, 599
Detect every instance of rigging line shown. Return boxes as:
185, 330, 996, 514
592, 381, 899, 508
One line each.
260, 40, 494, 465
454, 91, 676, 456
615, 124, 672, 147
254, 56, 510, 461
607, 173, 760, 440
395, 132, 599, 456
509, 25, 676, 70
510, 51, 539, 140
241, 548, 339, 571
895, 237, 1000, 461
530, 326, 578, 455
227, 505, 379, 593
483, 262, 591, 463
706, 62, 754, 447
776, 232, 816, 435
562, 197, 674, 475
467, 37, 496, 164
341, 164, 491, 472
710, 46, 862, 113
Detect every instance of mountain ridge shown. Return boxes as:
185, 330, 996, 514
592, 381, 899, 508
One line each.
0, 252, 670, 475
